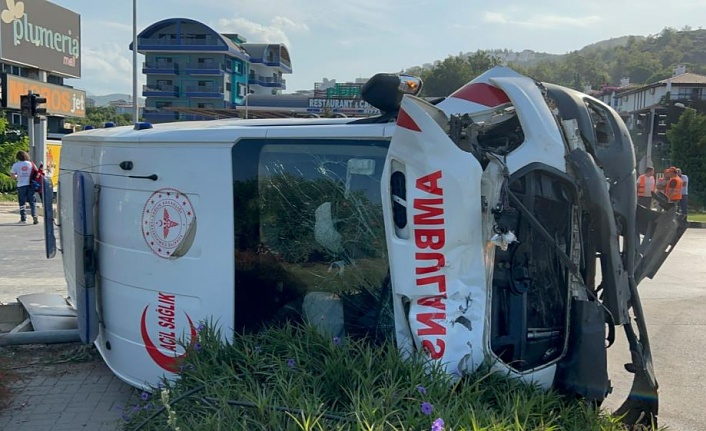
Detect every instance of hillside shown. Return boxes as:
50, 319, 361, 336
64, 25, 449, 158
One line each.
578, 35, 645, 53
86, 93, 145, 107
409, 27, 706, 97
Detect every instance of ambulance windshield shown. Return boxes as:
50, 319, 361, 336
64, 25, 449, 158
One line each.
232, 139, 392, 340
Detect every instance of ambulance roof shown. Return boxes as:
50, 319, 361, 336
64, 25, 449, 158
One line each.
62, 117, 394, 145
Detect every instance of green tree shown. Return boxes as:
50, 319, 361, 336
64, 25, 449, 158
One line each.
667, 108, 706, 209
67, 106, 133, 129
0, 113, 29, 192
419, 56, 475, 97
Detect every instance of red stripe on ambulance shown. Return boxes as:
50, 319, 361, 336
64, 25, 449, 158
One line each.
413, 170, 447, 359
397, 109, 421, 131
449, 82, 510, 107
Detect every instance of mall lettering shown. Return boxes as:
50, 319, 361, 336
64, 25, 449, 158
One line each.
12, 14, 80, 60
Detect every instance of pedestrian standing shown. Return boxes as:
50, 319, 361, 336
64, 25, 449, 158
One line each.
636, 167, 656, 208
9, 150, 38, 224
677, 168, 688, 215
664, 167, 683, 210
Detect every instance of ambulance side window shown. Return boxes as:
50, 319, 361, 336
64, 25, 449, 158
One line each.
232, 139, 392, 338
585, 101, 615, 147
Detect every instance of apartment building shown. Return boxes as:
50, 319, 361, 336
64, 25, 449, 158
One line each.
131, 18, 291, 123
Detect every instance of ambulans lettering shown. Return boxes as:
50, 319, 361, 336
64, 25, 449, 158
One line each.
412, 170, 447, 359
140, 291, 198, 372
415, 252, 445, 275
413, 199, 444, 225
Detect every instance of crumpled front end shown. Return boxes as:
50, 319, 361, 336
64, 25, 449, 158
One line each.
383, 66, 686, 427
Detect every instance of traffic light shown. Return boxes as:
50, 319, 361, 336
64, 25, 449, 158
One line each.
31, 94, 47, 117
19, 92, 47, 117
20, 94, 32, 117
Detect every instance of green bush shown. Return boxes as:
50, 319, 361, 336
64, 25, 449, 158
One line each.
120, 323, 644, 431
0, 173, 16, 193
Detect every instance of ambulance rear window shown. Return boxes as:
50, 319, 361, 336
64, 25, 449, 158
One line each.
232, 139, 393, 340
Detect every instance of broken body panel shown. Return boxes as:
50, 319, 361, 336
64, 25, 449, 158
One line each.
383, 67, 687, 426
56, 67, 685, 427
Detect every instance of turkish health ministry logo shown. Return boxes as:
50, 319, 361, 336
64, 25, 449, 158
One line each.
2, 0, 80, 66
142, 188, 196, 259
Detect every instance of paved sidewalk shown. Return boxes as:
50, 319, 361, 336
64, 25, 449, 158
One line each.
0, 202, 137, 430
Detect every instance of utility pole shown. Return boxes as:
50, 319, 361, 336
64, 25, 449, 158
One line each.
645, 106, 655, 170
244, 89, 254, 119
132, 0, 139, 123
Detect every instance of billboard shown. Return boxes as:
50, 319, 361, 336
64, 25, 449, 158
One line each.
3, 74, 86, 117
0, 0, 81, 77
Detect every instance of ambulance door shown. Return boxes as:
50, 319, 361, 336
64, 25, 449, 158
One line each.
382, 95, 486, 373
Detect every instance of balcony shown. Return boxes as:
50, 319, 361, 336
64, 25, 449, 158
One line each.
142, 61, 179, 75
183, 62, 225, 76
248, 74, 286, 89
250, 56, 292, 73
184, 85, 224, 98
143, 110, 179, 122
142, 84, 179, 97
179, 113, 214, 121
138, 36, 223, 50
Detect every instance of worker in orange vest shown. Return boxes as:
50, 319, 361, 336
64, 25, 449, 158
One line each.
664, 167, 683, 208
636, 167, 655, 208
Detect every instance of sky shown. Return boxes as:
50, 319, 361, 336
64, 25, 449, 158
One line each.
50, 0, 706, 97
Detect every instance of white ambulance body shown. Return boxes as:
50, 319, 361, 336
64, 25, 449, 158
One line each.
58, 67, 685, 427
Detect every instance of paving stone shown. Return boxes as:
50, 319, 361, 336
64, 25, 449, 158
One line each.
0, 205, 151, 430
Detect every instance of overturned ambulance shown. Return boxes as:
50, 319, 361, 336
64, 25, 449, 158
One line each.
57, 67, 686, 426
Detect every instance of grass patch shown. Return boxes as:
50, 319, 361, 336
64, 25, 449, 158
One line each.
120, 323, 650, 431
0, 192, 16, 203
687, 212, 706, 223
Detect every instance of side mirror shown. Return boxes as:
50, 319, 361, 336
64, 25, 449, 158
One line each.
361, 73, 423, 113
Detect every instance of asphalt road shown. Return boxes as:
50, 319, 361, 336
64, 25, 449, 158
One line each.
603, 228, 706, 431
0, 202, 705, 429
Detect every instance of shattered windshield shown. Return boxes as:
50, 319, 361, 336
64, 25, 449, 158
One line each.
232, 139, 392, 340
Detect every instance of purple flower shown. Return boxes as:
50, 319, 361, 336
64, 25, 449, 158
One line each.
431, 417, 445, 431
140, 391, 150, 401
121, 412, 131, 421
333, 336, 341, 346
421, 401, 434, 416
287, 358, 295, 368
196, 323, 205, 332
194, 342, 202, 352
131, 404, 141, 413
416, 384, 427, 395
143, 403, 153, 411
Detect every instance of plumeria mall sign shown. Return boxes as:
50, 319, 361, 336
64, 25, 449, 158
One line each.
0, 0, 81, 78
